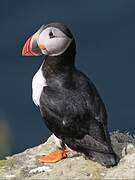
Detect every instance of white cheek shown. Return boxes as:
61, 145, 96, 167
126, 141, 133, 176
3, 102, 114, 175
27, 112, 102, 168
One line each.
46, 37, 71, 56
32, 64, 47, 106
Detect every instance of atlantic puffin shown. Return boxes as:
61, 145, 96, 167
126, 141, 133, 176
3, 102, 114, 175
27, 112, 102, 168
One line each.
22, 22, 119, 167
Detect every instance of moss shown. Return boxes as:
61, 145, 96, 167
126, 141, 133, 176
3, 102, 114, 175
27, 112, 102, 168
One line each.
0, 159, 7, 168
0, 157, 19, 169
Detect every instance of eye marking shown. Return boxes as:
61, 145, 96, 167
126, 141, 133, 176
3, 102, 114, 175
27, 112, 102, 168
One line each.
49, 31, 55, 38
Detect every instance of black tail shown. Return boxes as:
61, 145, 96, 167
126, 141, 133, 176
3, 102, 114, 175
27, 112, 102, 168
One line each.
63, 134, 120, 168
87, 150, 119, 168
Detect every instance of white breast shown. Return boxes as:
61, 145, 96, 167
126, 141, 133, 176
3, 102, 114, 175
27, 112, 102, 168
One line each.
32, 64, 47, 106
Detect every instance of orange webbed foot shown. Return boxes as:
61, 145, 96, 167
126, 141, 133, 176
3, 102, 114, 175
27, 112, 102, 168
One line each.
38, 148, 69, 163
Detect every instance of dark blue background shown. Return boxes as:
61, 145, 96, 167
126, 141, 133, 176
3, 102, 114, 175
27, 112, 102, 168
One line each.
0, 0, 135, 156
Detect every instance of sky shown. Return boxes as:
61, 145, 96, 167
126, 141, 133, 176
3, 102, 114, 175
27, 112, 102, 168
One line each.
0, 0, 135, 157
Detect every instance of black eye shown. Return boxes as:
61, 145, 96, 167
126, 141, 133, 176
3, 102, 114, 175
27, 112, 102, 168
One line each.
49, 31, 55, 38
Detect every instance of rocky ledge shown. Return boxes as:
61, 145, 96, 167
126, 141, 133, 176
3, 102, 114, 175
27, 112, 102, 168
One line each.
0, 131, 135, 179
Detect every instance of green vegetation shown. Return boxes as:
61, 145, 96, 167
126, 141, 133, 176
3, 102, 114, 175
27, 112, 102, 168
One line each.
0, 159, 7, 167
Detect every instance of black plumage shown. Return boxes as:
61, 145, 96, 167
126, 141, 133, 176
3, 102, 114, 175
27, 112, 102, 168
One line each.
39, 23, 119, 167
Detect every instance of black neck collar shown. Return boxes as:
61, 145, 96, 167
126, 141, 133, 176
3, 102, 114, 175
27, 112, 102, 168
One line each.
41, 39, 76, 78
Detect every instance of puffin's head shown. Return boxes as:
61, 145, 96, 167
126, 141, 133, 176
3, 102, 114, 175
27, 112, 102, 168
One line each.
22, 22, 74, 57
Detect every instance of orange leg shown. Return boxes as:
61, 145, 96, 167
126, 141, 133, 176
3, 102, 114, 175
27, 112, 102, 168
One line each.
38, 148, 69, 163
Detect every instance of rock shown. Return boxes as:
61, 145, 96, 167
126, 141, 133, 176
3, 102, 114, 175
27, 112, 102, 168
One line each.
122, 143, 135, 157
0, 131, 135, 179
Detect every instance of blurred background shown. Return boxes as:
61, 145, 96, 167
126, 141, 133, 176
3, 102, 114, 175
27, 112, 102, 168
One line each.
0, 0, 135, 159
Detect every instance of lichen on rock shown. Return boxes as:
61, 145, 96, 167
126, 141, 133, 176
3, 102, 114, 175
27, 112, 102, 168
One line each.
0, 131, 135, 179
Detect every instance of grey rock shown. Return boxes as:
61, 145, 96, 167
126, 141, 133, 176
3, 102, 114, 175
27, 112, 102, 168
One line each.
0, 131, 135, 179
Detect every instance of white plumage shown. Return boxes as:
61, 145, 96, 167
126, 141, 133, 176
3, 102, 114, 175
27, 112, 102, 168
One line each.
32, 64, 47, 106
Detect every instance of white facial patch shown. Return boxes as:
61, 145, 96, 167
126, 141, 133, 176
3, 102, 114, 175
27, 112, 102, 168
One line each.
38, 27, 72, 56
32, 63, 47, 106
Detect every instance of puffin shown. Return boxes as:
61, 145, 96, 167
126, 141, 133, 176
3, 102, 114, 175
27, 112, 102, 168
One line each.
22, 22, 119, 167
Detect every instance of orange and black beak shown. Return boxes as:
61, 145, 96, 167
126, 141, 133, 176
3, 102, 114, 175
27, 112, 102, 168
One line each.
22, 32, 43, 56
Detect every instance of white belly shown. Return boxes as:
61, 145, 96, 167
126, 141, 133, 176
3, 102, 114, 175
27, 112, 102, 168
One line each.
32, 64, 47, 106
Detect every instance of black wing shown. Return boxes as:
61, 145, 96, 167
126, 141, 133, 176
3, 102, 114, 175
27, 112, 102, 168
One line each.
40, 70, 110, 143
